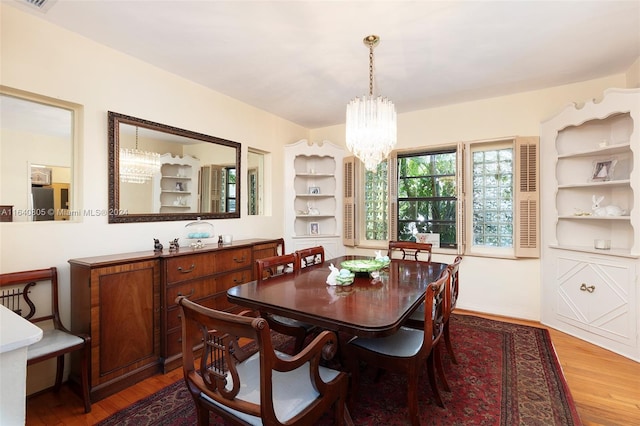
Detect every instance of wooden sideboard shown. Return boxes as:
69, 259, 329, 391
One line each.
69, 238, 283, 402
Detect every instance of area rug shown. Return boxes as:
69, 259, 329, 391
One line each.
97, 314, 581, 425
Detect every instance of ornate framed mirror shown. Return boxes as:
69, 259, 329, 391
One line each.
108, 111, 241, 223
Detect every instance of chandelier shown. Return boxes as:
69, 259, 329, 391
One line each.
119, 126, 161, 184
346, 34, 397, 172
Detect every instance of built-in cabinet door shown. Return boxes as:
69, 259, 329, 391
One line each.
90, 260, 161, 391
556, 253, 636, 347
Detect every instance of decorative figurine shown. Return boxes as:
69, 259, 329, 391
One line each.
153, 238, 163, 252
169, 238, 180, 252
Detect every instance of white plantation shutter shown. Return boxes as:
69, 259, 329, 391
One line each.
343, 156, 356, 246
456, 142, 466, 254
514, 136, 540, 257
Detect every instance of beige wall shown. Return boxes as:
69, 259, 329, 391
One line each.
310, 74, 630, 321
1, 3, 637, 391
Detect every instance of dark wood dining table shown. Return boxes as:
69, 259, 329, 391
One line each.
227, 255, 448, 338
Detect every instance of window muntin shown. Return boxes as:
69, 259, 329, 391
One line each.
396, 150, 457, 248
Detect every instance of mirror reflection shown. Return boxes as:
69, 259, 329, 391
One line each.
0, 92, 73, 222
247, 149, 264, 215
109, 112, 241, 223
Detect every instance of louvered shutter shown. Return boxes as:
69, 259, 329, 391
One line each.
514, 136, 540, 258
343, 156, 356, 246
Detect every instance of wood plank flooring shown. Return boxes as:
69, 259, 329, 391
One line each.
25, 310, 640, 425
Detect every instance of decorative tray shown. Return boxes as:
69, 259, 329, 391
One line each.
340, 259, 387, 272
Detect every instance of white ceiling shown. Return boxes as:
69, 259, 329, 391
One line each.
7, 0, 640, 129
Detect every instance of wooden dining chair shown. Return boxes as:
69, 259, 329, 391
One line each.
388, 240, 433, 262
0, 267, 91, 413
255, 253, 316, 353
346, 269, 450, 425
176, 296, 353, 426
295, 246, 325, 269
406, 256, 462, 364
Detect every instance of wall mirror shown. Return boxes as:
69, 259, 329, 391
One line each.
108, 111, 241, 223
0, 89, 76, 222
247, 149, 265, 215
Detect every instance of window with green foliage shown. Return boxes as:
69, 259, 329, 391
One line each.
396, 150, 457, 248
364, 161, 388, 240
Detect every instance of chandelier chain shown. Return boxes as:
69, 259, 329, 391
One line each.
369, 43, 374, 96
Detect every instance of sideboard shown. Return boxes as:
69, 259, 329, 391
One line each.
68, 238, 283, 402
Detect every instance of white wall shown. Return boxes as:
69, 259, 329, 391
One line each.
0, 4, 309, 392
311, 74, 630, 321
2, 2, 638, 392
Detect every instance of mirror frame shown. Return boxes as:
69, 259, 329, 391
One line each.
108, 111, 241, 223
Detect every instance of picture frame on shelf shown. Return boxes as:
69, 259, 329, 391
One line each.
590, 158, 616, 182
309, 222, 319, 235
308, 186, 320, 195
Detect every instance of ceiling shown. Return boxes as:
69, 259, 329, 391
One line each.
7, 0, 640, 129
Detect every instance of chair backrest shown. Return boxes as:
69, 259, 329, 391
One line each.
448, 255, 462, 311
388, 241, 433, 262
176, 296, 348, 425
295, 246, 325, 269
255, 253, 298, 281
0, 267, 62, 328
418, 269, 449, 357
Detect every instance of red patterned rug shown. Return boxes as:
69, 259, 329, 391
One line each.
97, 314, 581, 425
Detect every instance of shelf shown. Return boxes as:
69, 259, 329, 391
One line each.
296, 214, 334, 218
558, 179, 630, 189
549, 244, 638, 259
161, 176, 191, 179
296, 194, 334, 198
161, 191, 191, 194
558, 215, 630, 220
160, 205, 190, 208
557, 142, 630, 158
292, 234, 340, 239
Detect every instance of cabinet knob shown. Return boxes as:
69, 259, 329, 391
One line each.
177, 263, 196, 273
580, 283, 596, 293
233, 274, 247, 284
233, 256, 246, 264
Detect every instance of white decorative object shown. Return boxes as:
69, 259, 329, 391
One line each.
345, 35, 397, 172
326, 263, 340, 286
416, 232, 440, 248
591, 195, 626, 217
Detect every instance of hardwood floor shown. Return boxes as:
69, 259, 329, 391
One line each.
25, 310, 640, 425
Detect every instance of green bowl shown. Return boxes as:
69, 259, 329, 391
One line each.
340, 259, 386, 273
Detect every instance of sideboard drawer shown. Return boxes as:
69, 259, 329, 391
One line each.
215, 248, 252, 273
165, 252, 216, 284
166, 277, 216, 303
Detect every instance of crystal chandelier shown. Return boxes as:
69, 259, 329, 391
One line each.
346, 34, 397, 172
119, 127, 161, 184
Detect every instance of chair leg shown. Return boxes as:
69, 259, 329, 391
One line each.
434, 344, 450, 392
54, 355, 64, 391
407, 372, 420, 426
427, 353, 445, 408
443, 322, 458, 364
195, 403, 210, 426
80, 343, 92, 413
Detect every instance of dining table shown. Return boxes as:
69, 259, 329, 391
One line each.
227, 255, 448, 339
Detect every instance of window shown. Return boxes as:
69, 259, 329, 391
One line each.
344, 136, 539, 258
395, 150, 457, 248
223, 167, 236, 212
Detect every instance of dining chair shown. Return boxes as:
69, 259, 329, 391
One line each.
406, 255, 462, 365
346, 269, 450, 425
388, 240, 433, 262
255, 253, 316, 353
295, 246, 325, 269
0, 267, 91, 413
176, 296, 353, 426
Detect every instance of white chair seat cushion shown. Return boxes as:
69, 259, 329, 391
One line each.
201, 350, 341, 425
349, 326, 424, 358
27, 329, 84, 360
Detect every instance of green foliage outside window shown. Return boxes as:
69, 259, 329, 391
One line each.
397, 151, 457, 247
364, 161, 388, 240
